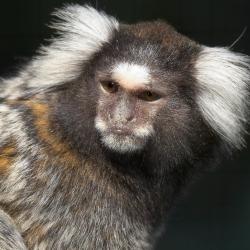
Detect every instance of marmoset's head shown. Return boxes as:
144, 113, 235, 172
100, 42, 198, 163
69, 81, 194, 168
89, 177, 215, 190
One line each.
15, 5, 249, 155
93, 22, 199, 153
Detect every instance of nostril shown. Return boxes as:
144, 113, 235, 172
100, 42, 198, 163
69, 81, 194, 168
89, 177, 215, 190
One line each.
126, 115, 134, 122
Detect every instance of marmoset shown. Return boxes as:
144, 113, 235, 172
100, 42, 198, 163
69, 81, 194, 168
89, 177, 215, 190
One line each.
0, 4, 249, 250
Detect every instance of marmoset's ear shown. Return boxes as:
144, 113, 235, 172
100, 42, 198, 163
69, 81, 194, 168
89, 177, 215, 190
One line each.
194, 47, 250, 149
26, 5, 119, 88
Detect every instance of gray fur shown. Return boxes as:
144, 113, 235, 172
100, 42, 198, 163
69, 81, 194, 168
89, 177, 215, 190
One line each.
0, 209, 27, 250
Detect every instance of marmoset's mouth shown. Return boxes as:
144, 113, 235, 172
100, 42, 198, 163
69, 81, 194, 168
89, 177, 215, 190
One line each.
110, 126, 132, 136
100, 132, 146, 153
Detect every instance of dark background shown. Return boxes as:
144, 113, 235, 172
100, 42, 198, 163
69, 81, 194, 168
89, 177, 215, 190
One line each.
0, 1, 249, 249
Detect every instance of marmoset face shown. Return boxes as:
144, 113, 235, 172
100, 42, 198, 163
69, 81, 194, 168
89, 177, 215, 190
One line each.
93, 27, 196, 153
95, 62, 165, 152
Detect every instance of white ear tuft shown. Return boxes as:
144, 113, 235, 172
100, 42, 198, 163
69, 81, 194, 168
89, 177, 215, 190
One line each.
31, 5, 118, 87
195, 46, 250, 149
1, 5, 119, 98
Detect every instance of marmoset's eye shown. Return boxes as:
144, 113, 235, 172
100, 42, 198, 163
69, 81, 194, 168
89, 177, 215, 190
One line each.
138, 90, 161, 102
100, 81, 119, 93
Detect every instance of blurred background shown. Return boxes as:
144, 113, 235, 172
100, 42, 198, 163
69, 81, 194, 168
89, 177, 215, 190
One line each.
0, 0, 249, 249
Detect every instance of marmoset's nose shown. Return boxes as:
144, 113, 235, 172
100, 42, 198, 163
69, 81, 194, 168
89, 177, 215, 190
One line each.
112, 96, 135, 125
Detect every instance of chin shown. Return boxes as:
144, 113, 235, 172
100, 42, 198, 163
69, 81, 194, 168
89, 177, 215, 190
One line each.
101, 133, 146, 153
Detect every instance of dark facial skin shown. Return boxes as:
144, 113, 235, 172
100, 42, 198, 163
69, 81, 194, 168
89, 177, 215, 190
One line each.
90, 36, 199, 154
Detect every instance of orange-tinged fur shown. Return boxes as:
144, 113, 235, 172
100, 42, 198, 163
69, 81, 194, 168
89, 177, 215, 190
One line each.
8, 100, 80, 166
6, 99, 118, 198
0, 144, 17, 174
24, 224, 48, 245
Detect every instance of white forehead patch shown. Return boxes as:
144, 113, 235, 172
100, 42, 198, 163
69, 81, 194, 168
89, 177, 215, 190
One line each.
112, 62, 150, 90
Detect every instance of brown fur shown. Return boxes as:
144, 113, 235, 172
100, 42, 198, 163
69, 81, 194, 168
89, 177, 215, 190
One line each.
0, 143, 17, 174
